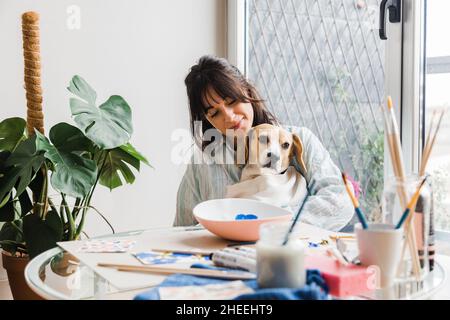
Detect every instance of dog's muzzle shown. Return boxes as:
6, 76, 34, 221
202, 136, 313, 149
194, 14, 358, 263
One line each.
263, 152, 280, 169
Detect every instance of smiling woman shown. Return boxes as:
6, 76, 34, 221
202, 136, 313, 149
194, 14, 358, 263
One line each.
184, 55, 278, 151
203, 88, 254, 136
174, 55, 354, 232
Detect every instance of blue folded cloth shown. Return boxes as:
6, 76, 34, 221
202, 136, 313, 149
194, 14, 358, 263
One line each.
134, 264, 329, 300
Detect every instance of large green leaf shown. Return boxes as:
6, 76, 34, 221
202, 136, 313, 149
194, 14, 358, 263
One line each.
98, 143, 150, 190
0, 151, 11, 207
0, 117, 26, 152
18, 190, 33, 217
0, 191, 9, 208
120, 143, 151, 167
23, 210, 63, 258
0, 220, 23, 242
0, 193, 14, 222
50, 122, 94, 154
35, 129, 97, 198
0, 137, 45, 202
67, 74, 97, 106
68, 75, 133, 150
0, 220, 25, 254
0, 187, 31, 221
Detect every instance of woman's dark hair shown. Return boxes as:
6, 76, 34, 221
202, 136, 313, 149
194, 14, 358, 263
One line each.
184, 55, 278, 150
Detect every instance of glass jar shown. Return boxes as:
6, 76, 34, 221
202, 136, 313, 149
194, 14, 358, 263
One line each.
382, 174, 431, 282
255, 221, 306, 288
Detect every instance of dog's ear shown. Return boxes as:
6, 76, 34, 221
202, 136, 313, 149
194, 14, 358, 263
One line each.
292, 133, 307, 174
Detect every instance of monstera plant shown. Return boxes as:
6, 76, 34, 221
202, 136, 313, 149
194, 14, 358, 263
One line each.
0, 75, 149, 259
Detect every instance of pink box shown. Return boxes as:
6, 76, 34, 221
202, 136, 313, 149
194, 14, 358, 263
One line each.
305, 253, 373, 297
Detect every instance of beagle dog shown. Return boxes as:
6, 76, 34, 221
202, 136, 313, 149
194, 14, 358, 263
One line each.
225, 124, 308, 211
240, 124, 307, 180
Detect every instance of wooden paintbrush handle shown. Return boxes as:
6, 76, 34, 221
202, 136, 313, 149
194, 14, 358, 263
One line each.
97, 263, 256, 280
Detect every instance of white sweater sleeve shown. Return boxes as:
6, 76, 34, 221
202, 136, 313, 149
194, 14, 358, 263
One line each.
286, 126, 354, 231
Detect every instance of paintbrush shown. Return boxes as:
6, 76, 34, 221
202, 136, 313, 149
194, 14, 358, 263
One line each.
282, 192, 309, 245
395, 176, 428, 229
418, 109, 446, 271
97, 263, 256, 280
342, 173, 368, 229
420, 110, 446, 176
384, 96, 421, 278
150, 248, 213, 256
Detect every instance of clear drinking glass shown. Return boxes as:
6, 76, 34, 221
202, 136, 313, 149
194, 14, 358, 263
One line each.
382, 174, 431, 282
255, 221, 306, 289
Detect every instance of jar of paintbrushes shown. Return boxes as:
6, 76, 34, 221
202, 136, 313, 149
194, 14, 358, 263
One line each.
377, 96, 444, 285
382, 174, 431, 282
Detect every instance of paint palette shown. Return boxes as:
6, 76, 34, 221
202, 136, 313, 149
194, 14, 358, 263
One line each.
77, 239, 136, 253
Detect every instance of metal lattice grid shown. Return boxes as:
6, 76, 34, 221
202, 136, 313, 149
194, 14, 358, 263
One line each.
247, 0, 385, 220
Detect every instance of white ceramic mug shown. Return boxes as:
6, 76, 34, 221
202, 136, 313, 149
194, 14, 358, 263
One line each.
355, 223, 403, 288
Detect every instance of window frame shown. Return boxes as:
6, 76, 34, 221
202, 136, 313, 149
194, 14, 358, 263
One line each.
228, 0, 403, 186
227, 0, 248, 75
419, 0, 450, 240
228, 0, 449, 240
401, 0, 425, 175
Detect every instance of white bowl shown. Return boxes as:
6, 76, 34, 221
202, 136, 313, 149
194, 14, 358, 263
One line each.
193, 198, 292, 241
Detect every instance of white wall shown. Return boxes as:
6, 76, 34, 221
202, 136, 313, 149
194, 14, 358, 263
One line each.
0, 0, 227, 235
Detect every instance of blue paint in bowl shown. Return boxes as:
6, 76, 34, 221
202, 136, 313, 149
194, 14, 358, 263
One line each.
235, 214, 258, 220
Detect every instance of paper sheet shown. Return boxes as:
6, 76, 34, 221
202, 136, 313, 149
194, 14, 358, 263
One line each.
57, 223, 345, 292
78, 239, 136, 253
57, 227, 232, 291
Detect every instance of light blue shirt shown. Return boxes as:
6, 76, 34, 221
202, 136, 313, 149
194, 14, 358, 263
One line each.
174, 126, 354, 231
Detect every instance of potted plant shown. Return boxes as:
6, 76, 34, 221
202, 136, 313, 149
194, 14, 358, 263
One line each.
0, 75, 149, 299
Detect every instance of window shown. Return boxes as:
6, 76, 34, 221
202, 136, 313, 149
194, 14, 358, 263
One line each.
231, 0, 441, 233
245, 0, 387, 223
424, 0, 450, 235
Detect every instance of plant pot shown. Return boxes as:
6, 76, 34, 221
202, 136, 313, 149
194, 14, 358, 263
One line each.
1, 251, 43, 300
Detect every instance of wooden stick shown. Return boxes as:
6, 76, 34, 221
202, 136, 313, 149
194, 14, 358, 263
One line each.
419, 110, 437, 176
387, 132, 419, 276
407, 111, 440, 269
401, 110, 445, 277
384, 108, 417, 267
420, 110, 445, 176
329, 235, 356, 241
97, 263, 256, 280
397, 188, 421, 279
386, 130, 419, 271
22, 11, 44, 136
395, 177, 428, 229
400, 110, 442, 274
390, 133, 421, 279
385, 97, 421, 278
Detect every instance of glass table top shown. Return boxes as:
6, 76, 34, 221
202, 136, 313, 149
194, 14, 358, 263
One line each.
25, 227, 177, 300
24, 227, 448, 300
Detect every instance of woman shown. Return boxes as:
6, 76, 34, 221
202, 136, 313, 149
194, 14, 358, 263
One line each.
174, 55, 353, 231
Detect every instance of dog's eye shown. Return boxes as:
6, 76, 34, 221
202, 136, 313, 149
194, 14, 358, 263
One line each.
259, 135, 269, 144
282, 142, 290, 149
